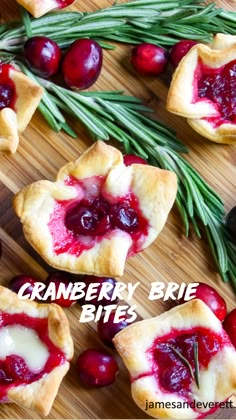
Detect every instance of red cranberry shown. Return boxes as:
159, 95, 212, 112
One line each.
78, 276, 117, 307
24, 36, 61, 77
62, 39, 103, 89
225, 206, 236, 241
98, 311, 130, 347
76, 349, 118, 387
44, 271, 75, 307
170, 40, 198, 68
179, 283, 227, 321
131, 43, 168, 76
65, 204, 98, 235
5, 355, 33, 382
0, 83, 15, 110
123, 154, 147, 166
110, 203, 139, 233
9, 275, 38, 298
56, 0, 75, 8
65, 198, 111, 237
223, 308, 236, 349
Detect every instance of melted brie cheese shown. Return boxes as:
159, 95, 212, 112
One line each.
0, 325, 49, 372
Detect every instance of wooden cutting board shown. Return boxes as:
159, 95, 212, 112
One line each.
0, 0, 236, 419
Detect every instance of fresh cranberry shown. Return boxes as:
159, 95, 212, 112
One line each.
78, 275, 117, 307
62, 39, 103, 89
179, 283, 227, 321
123, 154, 147, 166
44, 271, 75, 307
170, 40, 198, 67
110, 203, 139, 233
225, 206, 236, 241
24, 36, 61, 77
76, 349, 118, 387
223, 308, 236, 349
56, 0, 75, 8
97, 311, 129, 347
131, 43, 168, 76
9, 274, 38, 298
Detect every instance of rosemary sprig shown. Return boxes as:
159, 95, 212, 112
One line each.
170, 343, 200, 389
3, 0, 236, 52
193, 342, 200, 389
5, 54, 235, 288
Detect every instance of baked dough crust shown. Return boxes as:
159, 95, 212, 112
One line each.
166, 33, 236, 144
0, 66, 43, 154
0, 285, 73, 416
13, 141, 177, 277
113, 299, 236, 419
16, 0, 60, 18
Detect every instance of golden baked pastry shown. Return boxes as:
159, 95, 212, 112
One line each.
0, 285, 73, 415
13, 141, 177, 277
113, 299, 236, 419
166, 33, 236, 144
16, 0, 74, 18
0, 62, 43, 154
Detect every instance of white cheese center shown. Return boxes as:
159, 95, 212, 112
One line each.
0, 325, 49, 372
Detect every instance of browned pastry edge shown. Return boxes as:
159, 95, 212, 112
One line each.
0, 285, 74, 416
13, 141, 177, 277
16, 0, 58, 18
113, 299, 236, 419
166, 33, 236, 144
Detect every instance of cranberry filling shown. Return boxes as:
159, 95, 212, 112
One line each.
0, 312, 66, 401
0, 63, 16, 111
142, 327, 230, 401
195, 58, 236, 126
48, 175, 149, 257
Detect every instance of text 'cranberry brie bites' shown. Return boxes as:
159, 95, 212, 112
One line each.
16, 0, 75, 18
13, 141, 177, 277
113, 299, 236, 419
166, 33, 236, 144
0, 285, 73, 415
0, 62, 43, 154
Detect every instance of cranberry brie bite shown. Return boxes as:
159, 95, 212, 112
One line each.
13, 141, 177, 277
0, 285, 73, 415
167, 33, 236, 143
16, 0, 75, 18
0, 62, 43, 154
113, 299, 236, 419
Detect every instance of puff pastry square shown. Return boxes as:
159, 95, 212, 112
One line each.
0, 63, 43, 154
16, 0, 74, 18
0, 285, 73, 415
13, 141, 177, 277
167, 33, 236, 143
113, 299, 236, 419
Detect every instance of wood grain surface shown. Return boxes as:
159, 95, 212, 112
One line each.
0, 0, 236, 419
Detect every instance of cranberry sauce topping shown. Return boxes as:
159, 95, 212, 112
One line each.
194, 58, 236, 126
48, 175, 149, 257
143, 327, 230, 399
0, 311, 65, 401
0, 63, 16, 111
